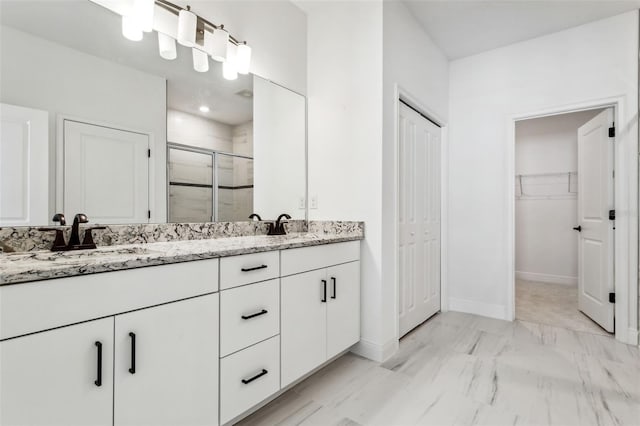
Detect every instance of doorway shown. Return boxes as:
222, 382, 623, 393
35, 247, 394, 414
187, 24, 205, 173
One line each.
397, 100, 442, 337
514, 108, 614, 335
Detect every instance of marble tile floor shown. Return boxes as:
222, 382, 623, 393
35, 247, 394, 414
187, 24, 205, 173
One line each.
237, 311, 640, 426
516, 280, 610, 336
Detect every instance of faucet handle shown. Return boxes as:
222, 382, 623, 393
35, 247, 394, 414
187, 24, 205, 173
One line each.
74, 213, 89, 224
81, 226, 106, 248
52, 213, 66, 226
38, 228, 67, 251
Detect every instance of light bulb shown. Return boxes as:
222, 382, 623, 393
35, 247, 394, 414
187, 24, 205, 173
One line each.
122, 15, 143, 41
158, 33, 177, 60
134, 0, 154, 32
223, 61, 238, 80
210, 27, 229, 62
236, 43, 251, 75
177, 7, 197, 47
192, 48, 209, 72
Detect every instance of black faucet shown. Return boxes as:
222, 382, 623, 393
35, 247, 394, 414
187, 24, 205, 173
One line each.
68, 213, 88, 246
248, 213, 262, 221
39, 213, 105, 251
268, 214, 291, 236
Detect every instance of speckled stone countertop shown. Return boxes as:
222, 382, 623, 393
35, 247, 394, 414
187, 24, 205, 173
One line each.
0, 231, 364, 286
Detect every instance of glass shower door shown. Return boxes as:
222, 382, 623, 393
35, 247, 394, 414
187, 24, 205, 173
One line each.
168, 147, 214, 222
216, 154, 254, 222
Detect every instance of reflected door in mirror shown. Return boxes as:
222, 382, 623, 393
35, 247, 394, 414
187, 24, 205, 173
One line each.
63, 120, 149, 224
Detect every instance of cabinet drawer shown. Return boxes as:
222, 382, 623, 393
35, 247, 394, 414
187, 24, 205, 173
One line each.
220, 336, 280, 424
0, 259, 219, 340
281, 241, 360, 276
220, 251, 279, 290
220, 279, 279, 357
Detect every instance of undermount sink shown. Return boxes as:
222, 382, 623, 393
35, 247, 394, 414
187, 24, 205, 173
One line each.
4, 246, 157, 262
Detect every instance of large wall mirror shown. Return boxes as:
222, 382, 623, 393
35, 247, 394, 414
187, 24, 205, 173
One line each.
0, 0, 306, 226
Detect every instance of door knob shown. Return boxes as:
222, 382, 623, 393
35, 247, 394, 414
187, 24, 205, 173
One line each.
573, 226, 582, 232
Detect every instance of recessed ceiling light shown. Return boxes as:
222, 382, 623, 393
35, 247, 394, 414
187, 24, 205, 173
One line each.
199, 105, 210, 113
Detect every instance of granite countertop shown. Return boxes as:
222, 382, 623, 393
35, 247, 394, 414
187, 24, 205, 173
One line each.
0, 232, 363, 286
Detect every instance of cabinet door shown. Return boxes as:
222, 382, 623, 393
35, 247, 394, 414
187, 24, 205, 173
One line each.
0, 318, 114, 426
281, 269, 327, 387
114, 294, 219, 426
326, 261, 361, 359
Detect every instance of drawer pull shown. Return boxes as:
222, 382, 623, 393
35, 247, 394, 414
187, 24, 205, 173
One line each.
94, 341, 103, 387
241, 264, 268, 272
241, 309, 268, 320
321, 280, 327, 303
331, 277, 337, 299
128, 332, 136, 374
241, 369, 269, 384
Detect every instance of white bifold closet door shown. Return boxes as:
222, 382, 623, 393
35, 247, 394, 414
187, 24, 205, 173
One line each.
398, 102, 441, 337
577, 108, 615, 333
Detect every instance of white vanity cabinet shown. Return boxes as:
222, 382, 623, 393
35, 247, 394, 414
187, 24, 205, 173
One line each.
0, 238, 362, 426
0, 260, 220, 426
280, 241, 361, 387
0, 317, 114, 426
114, 293, 219, 426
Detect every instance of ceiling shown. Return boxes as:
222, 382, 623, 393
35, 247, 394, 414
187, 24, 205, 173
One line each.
0, 0, 253, 125
402, 0, 640, 59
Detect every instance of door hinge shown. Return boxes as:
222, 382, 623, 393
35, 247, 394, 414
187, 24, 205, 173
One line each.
609, 293, 615, 303
147, 149, 151, 158
608, 126, 615, 137
609, 210, 615, 220
148, 210, 151, 219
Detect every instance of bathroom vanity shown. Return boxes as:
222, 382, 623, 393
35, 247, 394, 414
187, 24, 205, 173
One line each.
0, 229, 362, 426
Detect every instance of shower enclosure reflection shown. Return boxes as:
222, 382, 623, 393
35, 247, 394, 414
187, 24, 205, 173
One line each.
168, 146, 254, 222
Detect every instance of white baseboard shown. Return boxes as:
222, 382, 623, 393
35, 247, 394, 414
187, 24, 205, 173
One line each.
448, 297, 508, 321
351, 338, 399, 362
516, 271, 577, 286
622, 327, 639, 346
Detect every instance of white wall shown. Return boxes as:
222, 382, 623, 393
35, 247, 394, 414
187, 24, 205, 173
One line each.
448, 11, 638, 330
173, 0, 307, 95
299, 0, 448, 361
381, 1, 449, 356
167, 109, 233, 153
515, 110, 601, 285
297, 0, 384, 358
0, 25, 167, 223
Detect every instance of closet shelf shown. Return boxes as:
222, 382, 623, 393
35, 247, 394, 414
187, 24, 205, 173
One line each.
515, 171, 577, 200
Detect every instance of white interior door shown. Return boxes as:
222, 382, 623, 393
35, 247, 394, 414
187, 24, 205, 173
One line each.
398, 102, 441, 337
64, 120, 149, 224
576, 108, 614, 332
0, 103, 48, 226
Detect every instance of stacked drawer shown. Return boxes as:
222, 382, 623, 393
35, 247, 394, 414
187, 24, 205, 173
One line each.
219, 251, 281, 425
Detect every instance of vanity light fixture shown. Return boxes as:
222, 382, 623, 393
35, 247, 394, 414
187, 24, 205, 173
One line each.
192, 48, 209, 72
158, 33, 177, 60
135, 0, 155, 33
210, 26, 229, 62
177, 6, 197, 47
100, 0, 252, 79
236, 42, 252, 75
122, 14, 143, 41
222, 41, 238, 80
199, 106, 210, 113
